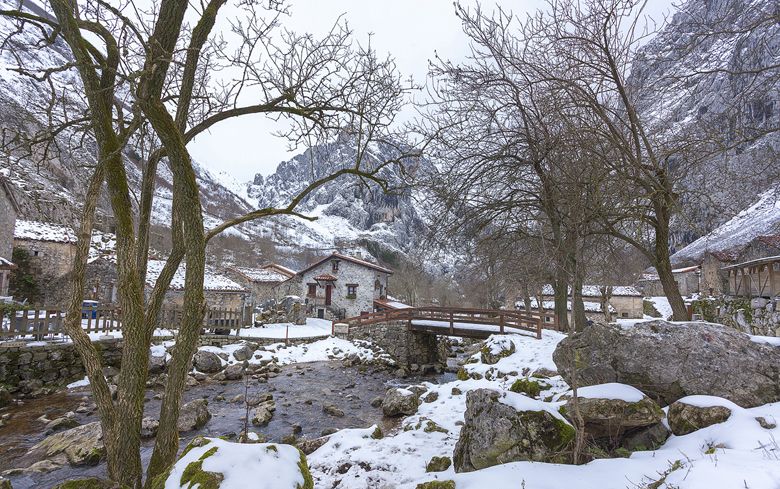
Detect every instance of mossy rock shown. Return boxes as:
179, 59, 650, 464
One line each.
456, 368, 469, 381
668, 401, 732, 436
423, 421, 449, 434
371, 426, 384, 439
425, 456, 452, 472
509, 378, 542, 398
416, 481, 456, 489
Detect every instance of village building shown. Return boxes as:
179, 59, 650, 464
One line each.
538, 284, 643, 319
722, 255, 780, 299
636, 266, 701, 297
290, 252, 392, 320
227, 263, 297, 310
12, 220, 116, 304
515, 298, 615, 329
0, 175, 19, 298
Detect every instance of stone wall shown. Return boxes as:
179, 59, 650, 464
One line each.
0, 338, 122, 397
717, 297, 780, 337
0, 182, 16, 261
338, 321, 445, 369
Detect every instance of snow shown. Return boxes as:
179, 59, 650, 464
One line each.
576, 383, 646, 403
302, 326, 780, 488
518, 298, 614, 313
540, 284, 642, 297
234, 318, 332, 339
145, 259, 246, 292
232, 266, 289, 283
411, 319, 539, 335
751, 335, 780, 347
13, 220, 117, 262
162, 438, 308, 489
66, 376, 90, 389
671, 186, 780, 266
675, 395, 742, 410
647, 296, 674, 320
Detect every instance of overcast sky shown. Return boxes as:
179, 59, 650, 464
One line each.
187, 0, 677, 184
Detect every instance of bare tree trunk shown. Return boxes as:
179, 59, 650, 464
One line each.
654, 202, 688, 320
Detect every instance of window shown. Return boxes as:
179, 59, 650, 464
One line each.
346, 284, 358, 298
307, 283, 317, 297
33, 250, 40, 257
544, 316, 552, 323
621, 312, 629, 318
332, 260, 340, 272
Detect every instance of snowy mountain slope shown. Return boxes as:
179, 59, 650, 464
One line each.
244, 135, 430, 257
0, 0, 258, 236
631, 0, 780, 247
671, 184, 780, 265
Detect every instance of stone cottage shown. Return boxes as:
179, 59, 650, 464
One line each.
636, 266, 701, 297
516, 297, 615, 329
228, 263, 297, 310
13, 220, 116, 304
291, 252, 392, 320
0, 175, 19, 297
540, 284, 644, 319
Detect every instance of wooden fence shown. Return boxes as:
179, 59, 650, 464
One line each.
344, 306, 550, 339
0, 306, 245, 341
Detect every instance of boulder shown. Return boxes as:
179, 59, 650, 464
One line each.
148, 437, 313, 489
252, 400, 277, 426
560, 385, 665, 442
0, 478, 10, 489
425, 456, 452, 472
453, 389, 574, 472
26, 421, 104, 467
193, 350, 223, 374
382, 388, 420, 417
223, 363, 245, 380
553, 320, 780, 407
148, 353, 167, 374
322, 404, 345, 417
44, 412, 80, 434
0, 388, 11, 408
480, 336, 516, 365
232, 345, 255, 362
178, 399, 211, 432
51, 478, 116, 489
667, 398, 733, 435
620, 422, 670, 452
141, 417, 159, 438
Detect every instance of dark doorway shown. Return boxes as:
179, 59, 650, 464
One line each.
317, 308, 325, 319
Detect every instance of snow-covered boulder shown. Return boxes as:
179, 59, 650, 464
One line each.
149, 437, 313, 489
194, 350, 224, 374
560, 384, 665, 441
381, 387, 420, 417
553, 320, 780, 407
667, 396, 735, 435
480, 336, 516, 365
453, 389, 574, 472
178, 399, 212, 432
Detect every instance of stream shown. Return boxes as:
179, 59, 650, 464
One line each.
0, 358, 461, 488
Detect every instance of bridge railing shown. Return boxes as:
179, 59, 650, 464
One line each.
343, 306, 546, 339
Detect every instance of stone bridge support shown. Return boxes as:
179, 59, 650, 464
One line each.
336, 320, 447, 371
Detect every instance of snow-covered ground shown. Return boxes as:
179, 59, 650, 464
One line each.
303, 329, 780, 489
234, 318, 333, 339
647, 296, 674, 320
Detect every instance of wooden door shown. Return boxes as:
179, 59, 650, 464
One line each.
325, 284, 333, 306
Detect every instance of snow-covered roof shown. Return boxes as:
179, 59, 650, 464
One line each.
299, 252, 393, 276
264, 263, 297, 278
540, 284, 642, 297
518, 298, 615, 313
672, 265, 700, 274
0, 256, 16, 269
146, 260, 246, 293
232, 266, 289, 283
374, 298, 412, 310
14, 220, 78, 243
14, 220, 117, 262
671, 187, 780, 266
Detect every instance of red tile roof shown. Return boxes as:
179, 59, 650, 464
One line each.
313, 273, 338, 282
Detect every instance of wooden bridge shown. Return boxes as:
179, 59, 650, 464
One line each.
342, 306, 553, 340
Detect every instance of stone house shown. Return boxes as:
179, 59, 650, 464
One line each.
13, 220, 116, 304
228, 263, 297, 310
539, 284, 643, 319
291, 252, 392, 320
0, 175, 19, 297
516, 298, 614, 329
636, 266, 701, 297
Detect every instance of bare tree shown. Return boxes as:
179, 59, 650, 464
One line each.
0, 1, 413, 487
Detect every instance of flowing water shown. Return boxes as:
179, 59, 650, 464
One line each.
0, 359, 460, 488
